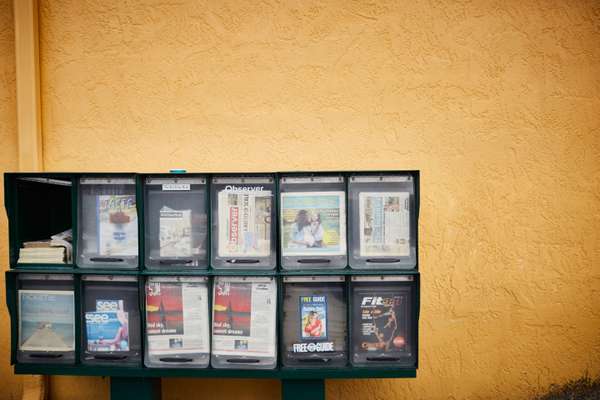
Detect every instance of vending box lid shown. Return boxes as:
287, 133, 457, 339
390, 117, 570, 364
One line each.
351, 275, 414, 282
17, 177, 72, 186
212, 176, 274, 184
146, 276, 208, 283
281, 176, 343, 184
214, 276, 274, 283
18, 273, 74, 281
145, 177, 206, 186
350, 175, 411, 183
81, 275, 138, 282
283, 276, 345, 283
80, 177, 135, 185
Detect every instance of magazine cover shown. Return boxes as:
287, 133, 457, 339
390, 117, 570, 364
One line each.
217, 190, 272, 257
85, 308, 130, 352
300, 296, 327, 339
353, 288, 409, 355
159, 206, 192, 257
146, 281, 209, 355
359, 192, 410, 257
212, 279, 276, 357
97, 194, 138, 256
280, 191, 346, 256
18, 290, 75, 352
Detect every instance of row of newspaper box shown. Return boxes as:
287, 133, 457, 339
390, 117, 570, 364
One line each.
12, 172, 417, 270
14, 273, 418, 369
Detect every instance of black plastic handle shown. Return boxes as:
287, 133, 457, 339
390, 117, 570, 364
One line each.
297, 259, 331, 264
366, 258, 401, 263
366, 356, 401, 362
226, 358, 260, 363
29, 353, 63, 359
159, 357, 193, 363
90, 257, 124, 263
94, 354, 128, 360
297, 358, 330, 363
159, 259, 192, 265
226, 259, 260, 264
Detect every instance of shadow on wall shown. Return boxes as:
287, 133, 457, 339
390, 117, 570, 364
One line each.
533, 375, 600, 400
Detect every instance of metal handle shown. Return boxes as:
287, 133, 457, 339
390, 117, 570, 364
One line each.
226, 358, 260, 363
29, 353, 63, 359
366, 356, 401, 362
90, 257, 124, 263
297, 358, 330, 363
297, 259, 331, 264
226, 259, 260, 264
159, 259, 192, 265
366, 258, 401, 263
94, 354, 128, 360
159, 357, 193, 363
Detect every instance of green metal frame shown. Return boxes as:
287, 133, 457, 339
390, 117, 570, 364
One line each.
4, 171, 420, 400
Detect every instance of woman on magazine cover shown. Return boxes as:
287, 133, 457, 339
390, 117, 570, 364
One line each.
289, 210, 325, 249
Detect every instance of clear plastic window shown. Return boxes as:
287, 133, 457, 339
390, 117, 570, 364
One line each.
279, 175, 347, 269
17, 274, 75, 364
348, 174, 417, 269
210, 176, 276, 269
145, 276, 210, 368
144, 176, 208, 269
281, 276, 347, 367
211, 276, 277, 369
81, 275, 141, 366
77, 176, 139, 269
350, 275, 416, 367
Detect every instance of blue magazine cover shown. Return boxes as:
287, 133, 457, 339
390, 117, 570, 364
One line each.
85, 311, 130, 352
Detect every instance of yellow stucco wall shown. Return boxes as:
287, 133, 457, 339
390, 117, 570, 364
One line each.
0, 0, 20, 398
1, 0, 599, 399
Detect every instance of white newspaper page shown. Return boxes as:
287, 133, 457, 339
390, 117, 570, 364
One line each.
359, 192, 410, 257
217, 190, 272, 257
159, 206, 192, 257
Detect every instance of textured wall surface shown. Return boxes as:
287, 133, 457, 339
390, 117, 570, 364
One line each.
2, 0, 600, 399
0, 0, 20, 399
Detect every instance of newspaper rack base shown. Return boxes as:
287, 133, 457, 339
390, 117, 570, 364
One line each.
14, 364, 416, 400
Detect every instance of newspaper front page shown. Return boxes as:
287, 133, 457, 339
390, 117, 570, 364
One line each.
359, 192, 410, 257
146, 280, 209, 355
212, 278, 276, 357
217, 190, 272, 257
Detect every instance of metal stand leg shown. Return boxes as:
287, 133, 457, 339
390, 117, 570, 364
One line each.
110, 377, 161, 400
282, 379, 325, 400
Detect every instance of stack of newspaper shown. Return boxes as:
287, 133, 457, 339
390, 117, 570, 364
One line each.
17, 229, 73, 264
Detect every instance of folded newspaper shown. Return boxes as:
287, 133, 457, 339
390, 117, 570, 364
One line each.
19, 229, 73, 263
